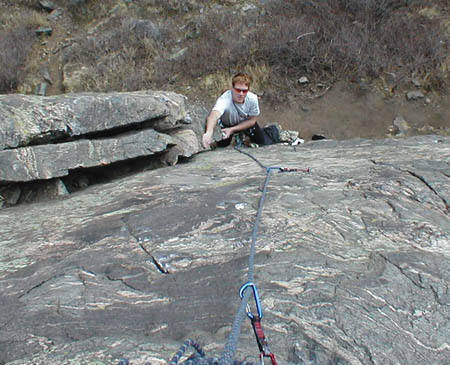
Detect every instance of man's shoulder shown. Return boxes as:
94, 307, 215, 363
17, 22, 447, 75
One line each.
218, 89, 232, 100
246, 91, 259, 103
212, 90, 232, 112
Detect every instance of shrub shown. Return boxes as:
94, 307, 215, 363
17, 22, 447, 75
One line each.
157, 0, 447, 100
62, 17, 164, 92
10, 0, 37, 8
65, 0, 116, 25
6, 0, 444, 98
151, 8, 258, 87
0, 25, 37, 93
253, 0, 445, 85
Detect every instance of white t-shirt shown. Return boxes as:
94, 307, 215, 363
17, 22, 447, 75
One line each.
212, 90, 260, 127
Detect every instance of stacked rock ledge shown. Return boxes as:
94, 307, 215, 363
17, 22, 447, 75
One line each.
0, 91, 203, 207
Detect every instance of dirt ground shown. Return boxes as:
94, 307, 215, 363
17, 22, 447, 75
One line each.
260, 81, 449, 141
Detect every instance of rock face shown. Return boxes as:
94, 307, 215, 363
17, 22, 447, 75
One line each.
0, 91, 187, 151
0, 91, 205, 204
0, 135, 448, 364
0, 129, 172, 182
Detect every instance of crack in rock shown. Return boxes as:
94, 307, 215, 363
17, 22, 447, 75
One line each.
377, 253, 447, 307
104, 274, 142, 292
369, 159, 448, 214
139, 243, 170, 274
17, 274, 64, 299
406, 170, 449, 213
120, 218, 170, 274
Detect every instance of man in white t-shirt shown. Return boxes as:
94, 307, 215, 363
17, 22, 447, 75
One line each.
202, 73, 265, 148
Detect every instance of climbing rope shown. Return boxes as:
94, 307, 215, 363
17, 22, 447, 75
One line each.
218, 146, 310, 364
119, 146, 309, 365
219, 149, 277, 365
169, 146, 309, 365
168, 339, 258, 365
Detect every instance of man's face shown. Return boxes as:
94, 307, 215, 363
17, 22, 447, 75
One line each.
231, 82, 249, 104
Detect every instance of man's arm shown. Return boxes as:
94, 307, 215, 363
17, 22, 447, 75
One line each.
221, 116, 258, 139
202, 110, 222, 148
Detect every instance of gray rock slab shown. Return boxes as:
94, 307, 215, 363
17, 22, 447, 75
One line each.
406, 90, 425, 101
0, 136, 449, 364
160, 129, 202, 166
0, 129, 172, 182
39, 0, 57, 11
0, 91, 187, 151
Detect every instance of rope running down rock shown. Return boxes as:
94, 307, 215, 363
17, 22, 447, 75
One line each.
167, 146, 310, 365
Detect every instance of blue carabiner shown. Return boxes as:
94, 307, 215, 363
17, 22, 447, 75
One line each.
239, 282, 263, 320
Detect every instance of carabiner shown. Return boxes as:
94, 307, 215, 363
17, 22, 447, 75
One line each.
239, 282, 263, 320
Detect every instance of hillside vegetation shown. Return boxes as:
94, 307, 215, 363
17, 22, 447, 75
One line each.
0, 0, 448, 137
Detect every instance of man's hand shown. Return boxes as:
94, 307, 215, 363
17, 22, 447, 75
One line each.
202, 132, 213, 149
221, 127, 233, 140
203, 110, 222, 149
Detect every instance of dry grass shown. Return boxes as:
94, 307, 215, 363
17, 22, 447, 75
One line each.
0, 8, 48, 93
0, 6, 48, 30
66, 0, 115, 24
0, 0, 447, 98
9, 0, 36, 7
74, 46, 155, 92
149, 0, 447, 102
62, 17, 162, 92
255, 0, 446, 94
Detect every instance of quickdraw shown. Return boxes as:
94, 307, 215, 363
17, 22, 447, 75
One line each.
251, 316, 277, 365
239, 282, 277, 365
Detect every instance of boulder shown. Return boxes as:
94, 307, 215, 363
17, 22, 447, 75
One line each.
35, 27, 53, 36
0, 91, 187, 151
0, 91, 205, 186
406, 90, 425, 100
390, 114, 411, 136
161, 129, 201, 166
39, 0, 58, 12
0, 135, 448, 365
0, 129, 172, 182
48, 8, 64, 21
298, 76, 309, 84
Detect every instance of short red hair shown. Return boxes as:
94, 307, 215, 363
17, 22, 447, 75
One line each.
232, 72, 251, 88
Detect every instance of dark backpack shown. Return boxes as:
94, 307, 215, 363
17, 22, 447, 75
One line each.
262, 125, 280, 145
